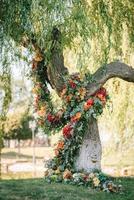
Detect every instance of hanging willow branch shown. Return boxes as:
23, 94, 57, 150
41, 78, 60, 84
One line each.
0, 74, 12, 116
1, 0, 134, 71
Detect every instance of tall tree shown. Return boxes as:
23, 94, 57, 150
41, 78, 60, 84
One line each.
0, 0, 134, 172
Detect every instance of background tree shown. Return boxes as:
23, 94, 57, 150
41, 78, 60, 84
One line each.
0, 0, 134, 172
3, 108, 32, 141
0, 73, 11, 178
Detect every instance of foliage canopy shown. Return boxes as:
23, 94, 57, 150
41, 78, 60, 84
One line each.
1, 0, 134, 69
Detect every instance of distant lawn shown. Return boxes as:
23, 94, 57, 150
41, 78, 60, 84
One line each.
1, 151, 43, 159
0, 178, 134, 200
1, 147, 53, 160
2, 147, 134, 167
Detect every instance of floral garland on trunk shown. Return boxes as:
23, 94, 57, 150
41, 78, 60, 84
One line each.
32, 55, 121, 193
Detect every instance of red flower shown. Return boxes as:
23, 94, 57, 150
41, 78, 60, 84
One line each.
47, 113, 60, 124
87, 99, 94, 106
69, 80, 76, 89
84, 98, 94, 111
47, 114, 55, 123
83, 175, 89, 182
63, 124, 73, 139
95, 87, 107, 104
96, 87, 107, 98
71, 112, 81, 122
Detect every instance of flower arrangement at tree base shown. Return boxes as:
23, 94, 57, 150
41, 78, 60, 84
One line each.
44, 168, 122, 193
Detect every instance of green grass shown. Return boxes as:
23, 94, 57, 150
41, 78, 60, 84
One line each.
0, 178, 134, 200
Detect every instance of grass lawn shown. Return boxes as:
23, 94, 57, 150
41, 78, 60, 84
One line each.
0, 178, 134, 200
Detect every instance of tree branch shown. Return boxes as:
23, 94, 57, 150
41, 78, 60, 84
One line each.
47, 28, 69, 93
86, 61, 134, 97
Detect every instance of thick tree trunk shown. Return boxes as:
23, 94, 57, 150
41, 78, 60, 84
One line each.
75, 119, 102, 172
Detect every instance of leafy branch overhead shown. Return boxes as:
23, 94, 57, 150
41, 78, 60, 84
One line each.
1, 0, 134, 69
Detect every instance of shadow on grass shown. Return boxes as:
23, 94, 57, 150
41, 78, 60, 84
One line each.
0, 177, 134, 200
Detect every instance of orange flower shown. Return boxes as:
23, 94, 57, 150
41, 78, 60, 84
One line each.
63, 169, 72, 179
32, 87, 37, 94
84, 99, 94, 111
60, 87, 67, 97
32, 84, 41, 94
56, 141, 64, 150
71, 112, 81, 122
34, 52, 43, 62
66, 94, 73, 102
37, 110, 45, 117
97, 94, 106, 104
37, 106, 46, 117
84, 103, 90, 111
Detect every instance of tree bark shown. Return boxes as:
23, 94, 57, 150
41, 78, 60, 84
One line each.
47, 28, 68, 93
86, 61, 134, 97
75, 118, 102, 172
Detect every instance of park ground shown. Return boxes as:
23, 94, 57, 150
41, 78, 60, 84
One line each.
0, 178, 134, 200
1, 147, 134, 200
1, 147, 134, 179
